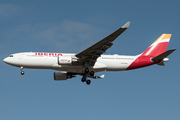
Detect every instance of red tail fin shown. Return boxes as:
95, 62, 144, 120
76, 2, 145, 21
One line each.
141, 34, 171, 57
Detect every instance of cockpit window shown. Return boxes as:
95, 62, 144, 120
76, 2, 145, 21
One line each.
9, 55, 13, 57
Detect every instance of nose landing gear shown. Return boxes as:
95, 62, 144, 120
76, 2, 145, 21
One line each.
21, 67, 24, 75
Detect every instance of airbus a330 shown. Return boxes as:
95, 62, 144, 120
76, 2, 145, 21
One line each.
3, 22, 176, 85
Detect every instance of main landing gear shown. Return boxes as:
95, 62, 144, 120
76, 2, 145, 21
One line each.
21, 66, 24, 75
85, 68, 94, 76
81, 76, 91, 85
81, 68, 94, 85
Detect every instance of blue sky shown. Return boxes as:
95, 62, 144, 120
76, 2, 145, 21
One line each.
0, 0, 180, 120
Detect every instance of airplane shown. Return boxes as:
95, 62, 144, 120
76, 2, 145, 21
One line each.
3, 22, 176, 85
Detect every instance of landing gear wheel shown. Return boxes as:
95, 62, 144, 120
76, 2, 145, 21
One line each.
21, 71, 24, 75
86, 80, 91, 85
85, 68, 89, 73
81, 76, 86, 82
90, 71, 94, 76
20, 67, 24, 75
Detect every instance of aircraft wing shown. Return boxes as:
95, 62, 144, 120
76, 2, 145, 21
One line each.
75, 21, 130, 66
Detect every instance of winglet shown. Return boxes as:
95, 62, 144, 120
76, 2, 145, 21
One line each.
122, 21, 130, 28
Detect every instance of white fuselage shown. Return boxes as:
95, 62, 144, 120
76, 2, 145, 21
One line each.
3, 52, 138, 73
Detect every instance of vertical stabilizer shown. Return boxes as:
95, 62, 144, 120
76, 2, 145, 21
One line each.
141, 34, 171, 57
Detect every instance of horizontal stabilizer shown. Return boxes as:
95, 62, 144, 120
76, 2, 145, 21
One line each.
87, 74, 105, 79
157, 62, 165, 66
98, 74, 105, 78
152, 49, 176, 62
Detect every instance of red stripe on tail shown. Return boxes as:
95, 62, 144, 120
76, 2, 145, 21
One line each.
142, 42, 169, 57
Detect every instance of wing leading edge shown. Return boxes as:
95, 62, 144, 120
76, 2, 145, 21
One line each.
75, 21, 130, 66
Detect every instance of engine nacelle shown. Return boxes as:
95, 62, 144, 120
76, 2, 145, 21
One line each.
58, 57, 72, 65
54, 72, 74, 80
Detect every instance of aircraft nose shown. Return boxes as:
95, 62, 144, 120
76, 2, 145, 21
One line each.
3, 58, 7, 63
3, 57, 9, 64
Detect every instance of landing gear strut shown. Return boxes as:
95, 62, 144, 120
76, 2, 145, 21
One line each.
21, 66, 24, 75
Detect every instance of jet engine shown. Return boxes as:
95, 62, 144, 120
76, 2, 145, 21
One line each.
54, 72, 74, 80
58, 57, 72, 65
